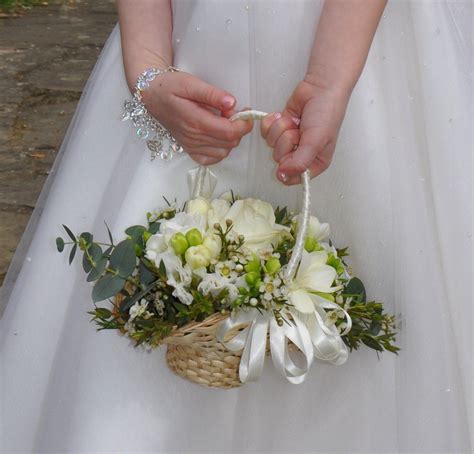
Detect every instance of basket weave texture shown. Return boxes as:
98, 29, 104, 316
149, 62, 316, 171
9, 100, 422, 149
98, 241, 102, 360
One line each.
113, 293, 252, 388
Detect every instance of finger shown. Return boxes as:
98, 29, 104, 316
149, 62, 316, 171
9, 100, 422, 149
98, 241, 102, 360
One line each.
273, 129, 300, 163
266, 116, 300, 148
184, 101, 251, 143
182, 76, 236, 111
260, 112, 281, 140
190, 154, 223, 166
188, 146, 232, 159
277, 130, 330, 176
276, 143, 333, 185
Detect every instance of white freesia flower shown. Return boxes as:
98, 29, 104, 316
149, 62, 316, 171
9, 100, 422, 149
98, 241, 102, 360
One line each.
145, 234, 181, 271
186, 197, 211, 216
293, 214, 330, 241
288, 250, 341, 314
212, 198, 289, 251
166, 262, 194, 306
160, 212, 206, 237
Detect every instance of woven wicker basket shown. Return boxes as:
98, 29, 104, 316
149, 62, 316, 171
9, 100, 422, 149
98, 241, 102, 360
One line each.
114, 292, 297, 388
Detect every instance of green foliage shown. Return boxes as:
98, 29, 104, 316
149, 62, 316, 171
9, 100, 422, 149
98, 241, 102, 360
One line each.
274, 206, 293, 227
109, 240, 136, 278
92, 274, 125, 303
55, 237, 64, 252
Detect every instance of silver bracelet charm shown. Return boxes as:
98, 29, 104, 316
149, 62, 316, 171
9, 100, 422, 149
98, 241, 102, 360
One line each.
122, 66, 184, 161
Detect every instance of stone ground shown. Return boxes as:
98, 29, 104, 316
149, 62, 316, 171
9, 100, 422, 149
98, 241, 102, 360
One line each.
0, 0, 116, 286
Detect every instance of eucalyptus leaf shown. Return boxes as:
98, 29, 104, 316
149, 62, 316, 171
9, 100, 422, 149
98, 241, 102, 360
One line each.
139, 261, 156, 286
148, 222, 160, 234
345, 277, 367, 303
125, 225, 146, 245
56, 237, 65, 252
92, 274, 125, 302
63, 224, 76, 242
109, 239, 136, 278
87, 257, 108, 282
119, 279, 159, 313
80, 232, 93, 244
82, 251, 92, 273
104, 221, 114, 245
69, 243, 77, 265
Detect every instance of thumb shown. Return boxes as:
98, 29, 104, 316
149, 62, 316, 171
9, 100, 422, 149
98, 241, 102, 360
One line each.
277, 144, 315, 177
186, 77, 236, 111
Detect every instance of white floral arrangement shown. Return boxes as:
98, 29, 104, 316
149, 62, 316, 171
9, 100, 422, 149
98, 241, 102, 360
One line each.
57, 189, 398, 384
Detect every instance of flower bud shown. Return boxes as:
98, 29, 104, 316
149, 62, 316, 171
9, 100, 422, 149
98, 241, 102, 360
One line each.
225, 219, 233, 227
244, 256, 261, 273
185, 228, 203, 247
265, 257, 281, 275
186, 196, 211, 216
143, 231, 152, 243
184, 245, 211, 269
304, 236, 317, 252
170, 232, 189, 255
245, 271, 260, 286
203, 235, 221, 259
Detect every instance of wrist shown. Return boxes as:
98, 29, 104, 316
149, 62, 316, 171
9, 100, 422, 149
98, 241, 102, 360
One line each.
304, 66, 356, 101
124, 55, 173, 93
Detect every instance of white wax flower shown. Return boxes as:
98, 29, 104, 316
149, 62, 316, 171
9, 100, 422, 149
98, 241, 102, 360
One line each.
288, 250, 341, 314
129, 299, 153, 321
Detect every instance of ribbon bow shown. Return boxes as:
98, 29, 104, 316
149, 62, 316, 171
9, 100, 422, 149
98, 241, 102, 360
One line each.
216, 309, 314, 384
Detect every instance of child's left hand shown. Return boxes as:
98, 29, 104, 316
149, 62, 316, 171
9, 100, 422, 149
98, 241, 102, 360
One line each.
260, 79, 350, 185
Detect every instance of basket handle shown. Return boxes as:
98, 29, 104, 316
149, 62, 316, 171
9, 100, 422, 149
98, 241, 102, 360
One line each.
193, 110, 311, 281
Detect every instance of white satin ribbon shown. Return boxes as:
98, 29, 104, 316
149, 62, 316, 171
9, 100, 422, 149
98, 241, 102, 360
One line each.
216, 309, 314, 384
187, 166, 218, 199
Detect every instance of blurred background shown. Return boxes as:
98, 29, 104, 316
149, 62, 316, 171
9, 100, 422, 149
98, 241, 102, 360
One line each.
0, 0, 116, 287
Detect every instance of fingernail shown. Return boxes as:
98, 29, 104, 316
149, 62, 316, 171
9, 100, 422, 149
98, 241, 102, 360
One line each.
274, 112, 282, 120
291, 116, 301, 126
278, 171, 289, 183
222, 96, 235, 108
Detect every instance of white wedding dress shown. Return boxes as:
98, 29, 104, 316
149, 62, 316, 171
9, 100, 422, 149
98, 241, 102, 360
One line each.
1, 1, 472, 452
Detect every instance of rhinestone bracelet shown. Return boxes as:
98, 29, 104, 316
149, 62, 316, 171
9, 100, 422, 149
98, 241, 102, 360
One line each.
122, 66, 184, 161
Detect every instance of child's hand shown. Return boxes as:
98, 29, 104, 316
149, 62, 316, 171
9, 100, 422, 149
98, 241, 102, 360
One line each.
143, 71, 253, 165
261, 80, 350, 185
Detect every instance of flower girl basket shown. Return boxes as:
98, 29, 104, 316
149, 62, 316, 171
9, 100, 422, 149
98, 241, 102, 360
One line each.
118, 110, 312, 389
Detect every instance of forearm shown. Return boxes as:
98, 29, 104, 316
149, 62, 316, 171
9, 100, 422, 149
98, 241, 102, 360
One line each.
306, 0, 387, 96
117, 0, 173, 91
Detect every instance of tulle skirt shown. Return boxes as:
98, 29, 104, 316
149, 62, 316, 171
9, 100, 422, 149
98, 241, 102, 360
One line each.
1, 1, 472, 452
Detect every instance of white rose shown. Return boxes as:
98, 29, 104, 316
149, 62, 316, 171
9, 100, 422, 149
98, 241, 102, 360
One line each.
293, 214, 330, 241
207, 199, 231, 228
186, 197, 211, 216
202, 234, 222, 259
185, 245, 212, 269
223, 198, 289, 251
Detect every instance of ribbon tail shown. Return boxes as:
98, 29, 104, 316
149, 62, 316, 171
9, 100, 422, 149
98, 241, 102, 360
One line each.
269, 314, 314, 384
239, 314, 270, 383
